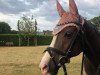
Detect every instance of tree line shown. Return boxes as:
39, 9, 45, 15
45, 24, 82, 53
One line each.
0, 22, 18, 34
0, 15, 100, 46
0, 15, 38, 46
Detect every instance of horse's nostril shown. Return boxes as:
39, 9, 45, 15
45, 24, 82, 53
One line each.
40, 64, 51, 75
42, 64, 48, 70
39, 63, 48, 71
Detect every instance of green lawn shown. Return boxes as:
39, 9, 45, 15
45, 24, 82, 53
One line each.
0, 46, 86, 75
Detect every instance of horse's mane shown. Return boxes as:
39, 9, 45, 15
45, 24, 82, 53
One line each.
82, 20, 100, 67
85, 20, 100, 36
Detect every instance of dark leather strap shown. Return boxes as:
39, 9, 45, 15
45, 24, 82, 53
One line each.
44, 47, 58, 67
44, 47, 66, 56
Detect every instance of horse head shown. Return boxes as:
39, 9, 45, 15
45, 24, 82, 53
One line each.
39, 0, 85, 75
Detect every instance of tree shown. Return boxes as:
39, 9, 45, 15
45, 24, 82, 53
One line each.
91, 16, 100, 29
0, 22, 11, 34
17, 15, 36, 46
17, 20, 21, 46
34, 19, 38, 46
10, 30, 18, 34
18, 15, 35, 34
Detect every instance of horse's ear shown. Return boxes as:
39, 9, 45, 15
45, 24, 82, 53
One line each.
69, 0, 79, 16
57, 0, 66, 17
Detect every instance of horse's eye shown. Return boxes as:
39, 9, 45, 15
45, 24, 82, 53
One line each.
64, 31, 74, 38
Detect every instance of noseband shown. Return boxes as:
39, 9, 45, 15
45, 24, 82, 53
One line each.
44, 22, 85, 75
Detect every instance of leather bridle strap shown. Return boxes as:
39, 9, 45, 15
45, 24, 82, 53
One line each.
80, 53, 84, 75
62, 64, 67, 75
44, 47, 68, 75
44, 47, 67, 56
44, 47, 58, 67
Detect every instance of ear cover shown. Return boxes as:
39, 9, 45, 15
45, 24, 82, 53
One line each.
69, 0, 79, 16
53, 0, 82, 35
57, 0, 66, 17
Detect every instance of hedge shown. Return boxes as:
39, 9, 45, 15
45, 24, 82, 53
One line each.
0, 34, 53, 46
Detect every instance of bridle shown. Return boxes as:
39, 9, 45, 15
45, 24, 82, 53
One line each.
43, 16, 100, 75
44, 21, 85, 75
44, 19, 100, 75
44, 22, 85, 75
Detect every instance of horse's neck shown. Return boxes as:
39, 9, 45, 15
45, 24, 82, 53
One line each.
84, 21, 100, 65
84, 21, 100, 51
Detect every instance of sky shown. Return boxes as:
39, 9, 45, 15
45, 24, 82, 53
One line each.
0, 0, 100, 31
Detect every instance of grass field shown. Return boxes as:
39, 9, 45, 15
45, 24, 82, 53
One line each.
0, 46, 86, 75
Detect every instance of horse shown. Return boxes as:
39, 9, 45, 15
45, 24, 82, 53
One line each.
39, 0, 100, 75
